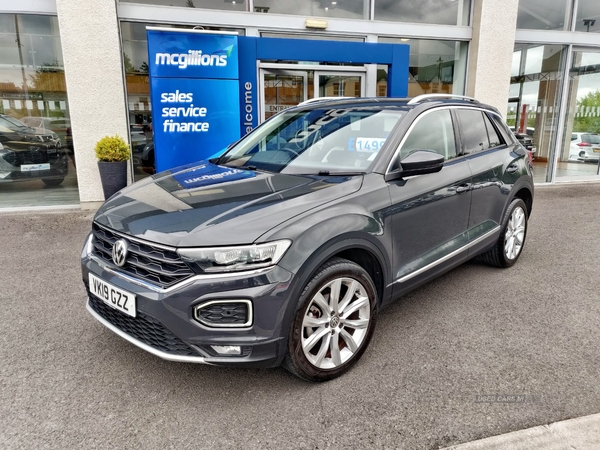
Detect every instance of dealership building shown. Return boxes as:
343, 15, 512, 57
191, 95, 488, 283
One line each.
0, 0, 599, 210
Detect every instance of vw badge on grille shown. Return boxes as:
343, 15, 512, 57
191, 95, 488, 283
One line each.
112, 239, 129, 267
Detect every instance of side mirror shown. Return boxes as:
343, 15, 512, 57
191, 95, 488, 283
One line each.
385, 150, 445, 181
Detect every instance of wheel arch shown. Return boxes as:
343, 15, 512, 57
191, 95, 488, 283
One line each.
285, 234, 391, 308
511, 181, 533, 216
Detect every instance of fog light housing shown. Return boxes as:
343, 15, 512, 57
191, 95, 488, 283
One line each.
194, 300, 253, 328
211, 345, 242, 356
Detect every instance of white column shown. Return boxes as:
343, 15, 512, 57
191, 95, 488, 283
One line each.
56, 0, 129, 206
466, 0, 519, 117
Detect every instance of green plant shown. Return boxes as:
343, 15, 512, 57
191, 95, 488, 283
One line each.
95, 135, 130, 162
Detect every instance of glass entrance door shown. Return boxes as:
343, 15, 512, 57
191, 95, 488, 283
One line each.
259, 68, 366, 123
260, 70, 307, 122
315, 72, 365, 98
556, 49, 600, 180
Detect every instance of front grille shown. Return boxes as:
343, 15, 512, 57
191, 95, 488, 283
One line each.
3, 149, 51, 166
88, 294, 199, 356
91, 223, 194, 288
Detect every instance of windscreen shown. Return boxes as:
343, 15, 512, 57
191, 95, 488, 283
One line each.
0, 116, 28, 131
218, 107, 405, 175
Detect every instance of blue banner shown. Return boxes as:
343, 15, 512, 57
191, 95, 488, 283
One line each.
172, 162, 255, 190
150, 77, 240, 171
148, 30, 241, 172
148, 31, 239, 80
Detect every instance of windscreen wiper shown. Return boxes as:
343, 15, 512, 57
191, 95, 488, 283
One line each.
317, 170, 365, 176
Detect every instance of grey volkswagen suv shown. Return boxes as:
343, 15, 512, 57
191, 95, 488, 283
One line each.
81, 94, 533, 381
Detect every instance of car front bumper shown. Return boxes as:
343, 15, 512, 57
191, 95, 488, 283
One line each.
579, 152, 600, 162
0, 152, 68, 181
82, 251, 296, 368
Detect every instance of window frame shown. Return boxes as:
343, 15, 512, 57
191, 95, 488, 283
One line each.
452, 106, 509, 157
385, 106, 462, 174
482, 112, 506, 150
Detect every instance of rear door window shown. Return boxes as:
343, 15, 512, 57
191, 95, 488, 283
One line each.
455, 109, 489, 155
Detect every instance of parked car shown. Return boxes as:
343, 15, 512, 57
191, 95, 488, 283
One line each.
0, 114, 68, 185
510, 127, 536, 161
569, 132, 600, 162
21, 116, 73, 150
81, 95, 534, 381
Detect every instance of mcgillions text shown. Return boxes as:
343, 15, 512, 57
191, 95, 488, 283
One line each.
160, 90, 209, 133
155, 50, 228, 69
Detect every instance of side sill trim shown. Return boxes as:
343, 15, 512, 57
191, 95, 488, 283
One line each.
86, 298, 209, 364
393, 226, 501, 285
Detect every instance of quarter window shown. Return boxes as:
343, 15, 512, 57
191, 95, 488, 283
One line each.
491, 115, 516, 144
483, 114, 503, 149
398, 109, 457, 162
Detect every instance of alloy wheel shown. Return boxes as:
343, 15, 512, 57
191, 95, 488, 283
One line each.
504, 206, 526, 260
301, 277, 371, 370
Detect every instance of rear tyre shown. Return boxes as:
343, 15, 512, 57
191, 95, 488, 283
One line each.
479, 198, 528, 268
42, 178, 64, 186
283, 257, 378, 382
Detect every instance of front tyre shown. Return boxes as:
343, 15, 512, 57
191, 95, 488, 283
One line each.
480, 198, 528, 268
42, 178, 64, 186
284, 257, 378, 382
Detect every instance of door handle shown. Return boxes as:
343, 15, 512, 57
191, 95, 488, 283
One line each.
506, 164, 519, 173
456, 183, 470, 194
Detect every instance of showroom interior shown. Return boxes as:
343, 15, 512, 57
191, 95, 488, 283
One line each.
0, 0, 599, 209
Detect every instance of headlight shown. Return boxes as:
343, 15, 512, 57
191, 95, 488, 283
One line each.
20, 134, 43, 142
178, 240, 291, 273
81, 233, 93, 258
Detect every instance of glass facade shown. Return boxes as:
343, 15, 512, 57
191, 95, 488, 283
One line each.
12, 0, 600, 210
374, 0, 470, 25
508, 44, 567, 183
556, 49, 600, 179
252, 0, 368, 19
516, 0, 569, 30
0, 14, 78, 208
574, 0, 600, 33
120, 0, 470, 23
377, 39, 469, 97
119, 0, 246, 12
512, 0, 600, 182
517, 0, 600, 32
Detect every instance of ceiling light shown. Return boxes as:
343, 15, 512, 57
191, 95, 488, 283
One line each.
305, 19, 328, 29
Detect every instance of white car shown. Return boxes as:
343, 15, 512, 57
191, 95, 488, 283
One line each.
569, 132, 600, 162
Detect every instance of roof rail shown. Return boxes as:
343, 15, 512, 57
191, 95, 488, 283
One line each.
407, 94, 479, 105
299, 96, 354, 106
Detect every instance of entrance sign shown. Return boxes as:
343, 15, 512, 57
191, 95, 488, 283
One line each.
147, 28, 410, 173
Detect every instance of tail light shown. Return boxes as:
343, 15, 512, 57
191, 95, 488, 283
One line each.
577, 142, 591, 147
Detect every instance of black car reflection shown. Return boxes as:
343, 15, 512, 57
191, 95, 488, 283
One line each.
0, 114, 68, 186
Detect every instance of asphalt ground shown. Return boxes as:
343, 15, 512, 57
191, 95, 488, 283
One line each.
1, 183, 599, 450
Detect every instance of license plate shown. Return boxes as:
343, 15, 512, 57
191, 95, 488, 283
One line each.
21, 163, 50, 171
89, 273, 136, 317
593, 148, 600, 153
